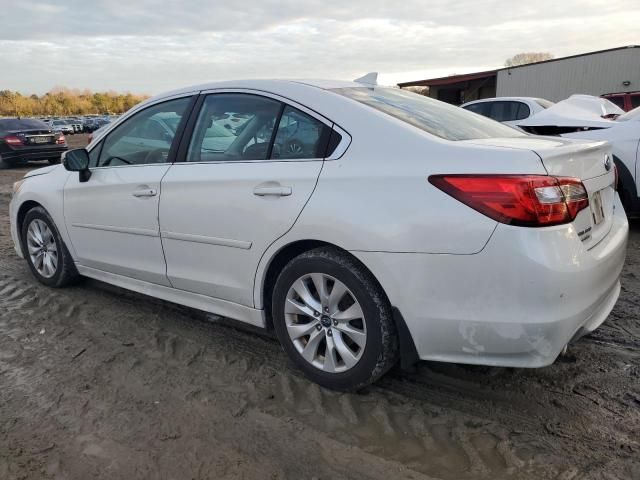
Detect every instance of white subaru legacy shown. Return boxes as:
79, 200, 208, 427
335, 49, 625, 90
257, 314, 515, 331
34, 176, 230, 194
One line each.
9, 79, 628, 390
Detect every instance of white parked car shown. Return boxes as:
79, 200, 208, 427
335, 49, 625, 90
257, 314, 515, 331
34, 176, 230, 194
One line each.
9, 79, 628, 390
461, 97, 555, 127
47, 119, 74, 135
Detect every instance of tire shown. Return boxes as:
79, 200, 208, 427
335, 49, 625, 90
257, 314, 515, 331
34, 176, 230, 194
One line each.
272, 247, 398, 391
21, 206, 80, 288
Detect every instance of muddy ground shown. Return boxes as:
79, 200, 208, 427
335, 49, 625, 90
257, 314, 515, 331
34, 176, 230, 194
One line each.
1, 134, 639, 479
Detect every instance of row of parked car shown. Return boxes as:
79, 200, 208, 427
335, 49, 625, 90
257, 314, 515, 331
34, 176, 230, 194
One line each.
38, 116, 117, 134
460, 94, 640, 216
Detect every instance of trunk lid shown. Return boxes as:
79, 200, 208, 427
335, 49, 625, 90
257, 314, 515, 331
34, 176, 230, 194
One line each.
463, 136, 616, 249
7, 128, 57, 148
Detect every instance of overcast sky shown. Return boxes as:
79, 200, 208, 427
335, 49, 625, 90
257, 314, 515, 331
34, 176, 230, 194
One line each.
1, 0, 639, 94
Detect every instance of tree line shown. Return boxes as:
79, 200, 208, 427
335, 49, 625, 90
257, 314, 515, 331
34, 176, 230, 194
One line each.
0, 88, 148, 117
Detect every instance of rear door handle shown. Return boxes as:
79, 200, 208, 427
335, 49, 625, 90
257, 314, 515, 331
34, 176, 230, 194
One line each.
253, 186, 292, 197
132, 188, 157, 197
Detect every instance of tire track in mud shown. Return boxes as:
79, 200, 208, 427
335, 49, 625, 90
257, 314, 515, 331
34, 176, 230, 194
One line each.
0, 269, 533, 479
142, 311, 537, 479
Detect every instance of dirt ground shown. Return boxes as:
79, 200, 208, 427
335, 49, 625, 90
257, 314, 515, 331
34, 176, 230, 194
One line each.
1, 134, 639, 479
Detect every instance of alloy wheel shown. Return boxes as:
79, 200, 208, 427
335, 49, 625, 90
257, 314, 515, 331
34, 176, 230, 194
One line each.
26, 219, 58, 278
284, 273, 367, 373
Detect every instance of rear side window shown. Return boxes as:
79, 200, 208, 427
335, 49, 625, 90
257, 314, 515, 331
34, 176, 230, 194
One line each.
515, 102, 530, 120
463, 103, 489, 116
271, 106, 330, 159
187, 94, 282, 162
187, 94, 331, 162
487, 101, 529, 122
631, 95, 640, 110
333, 87, 522, 141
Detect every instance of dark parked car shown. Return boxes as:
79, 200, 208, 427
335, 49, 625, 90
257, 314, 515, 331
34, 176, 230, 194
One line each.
0, 118, 67, 168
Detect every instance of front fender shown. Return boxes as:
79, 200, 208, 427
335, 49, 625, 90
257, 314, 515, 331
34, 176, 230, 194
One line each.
11, 167, 77, 260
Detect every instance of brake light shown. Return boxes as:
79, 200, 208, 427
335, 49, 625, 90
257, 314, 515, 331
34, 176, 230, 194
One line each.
429, 175, 589, 227
55, 133, 66, 145
3, 135, 23, 146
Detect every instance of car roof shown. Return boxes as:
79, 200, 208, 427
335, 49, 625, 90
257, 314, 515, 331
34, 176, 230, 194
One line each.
146, 79, 363, 103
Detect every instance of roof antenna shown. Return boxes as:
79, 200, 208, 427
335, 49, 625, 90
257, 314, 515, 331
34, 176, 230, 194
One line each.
354, 72, 378, 86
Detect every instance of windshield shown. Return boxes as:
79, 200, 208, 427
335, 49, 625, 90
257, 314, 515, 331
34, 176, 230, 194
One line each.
331, 87, 524, 141
617, 106, 640, 122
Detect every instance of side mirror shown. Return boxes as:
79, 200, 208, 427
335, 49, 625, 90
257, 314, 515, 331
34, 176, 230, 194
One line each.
62, 148, 92, 182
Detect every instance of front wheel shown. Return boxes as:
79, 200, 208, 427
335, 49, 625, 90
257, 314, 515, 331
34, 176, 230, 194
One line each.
272, 247, 398, 391
21, 207, 79, 287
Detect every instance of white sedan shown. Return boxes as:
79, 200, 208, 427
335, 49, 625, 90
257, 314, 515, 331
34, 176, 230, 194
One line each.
9, 78, 628, 390
460, 96, 555, 127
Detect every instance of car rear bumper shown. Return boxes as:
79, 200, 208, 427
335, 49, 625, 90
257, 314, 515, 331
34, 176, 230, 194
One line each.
1, 146, 67, 163
351, 194, 628, 368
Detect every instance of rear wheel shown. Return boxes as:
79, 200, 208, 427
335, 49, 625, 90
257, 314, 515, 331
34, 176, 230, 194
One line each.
272, 247, 398, 390
21, 207, 79, 287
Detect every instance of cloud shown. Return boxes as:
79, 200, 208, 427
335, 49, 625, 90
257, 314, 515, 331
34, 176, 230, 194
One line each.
1, 0, 639, 93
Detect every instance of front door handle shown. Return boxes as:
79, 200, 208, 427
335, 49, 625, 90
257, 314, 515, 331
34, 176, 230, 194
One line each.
132, 188, 157, 197
253, 185, 292, 197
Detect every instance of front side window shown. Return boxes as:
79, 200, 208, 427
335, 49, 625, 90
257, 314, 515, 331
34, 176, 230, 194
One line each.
333, 87, 522, 141
96, 96, 190, 167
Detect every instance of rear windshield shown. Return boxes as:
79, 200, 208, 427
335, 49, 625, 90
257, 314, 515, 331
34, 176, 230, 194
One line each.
331, 87, 524, 141
0, 118, 50, 130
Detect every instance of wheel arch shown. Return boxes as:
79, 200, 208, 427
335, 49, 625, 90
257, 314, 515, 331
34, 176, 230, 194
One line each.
613, 154, 640, 215
16, 200, 44, 252
257, 238, 420, 369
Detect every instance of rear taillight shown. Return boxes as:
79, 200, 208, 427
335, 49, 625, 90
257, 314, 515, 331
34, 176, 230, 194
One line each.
56, 134, 66, 145
3, 135, 23, 146
429, 175, 589, 227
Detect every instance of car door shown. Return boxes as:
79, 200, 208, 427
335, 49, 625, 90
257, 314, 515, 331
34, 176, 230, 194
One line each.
158, 92, 333, 307
63, 95, 194, 285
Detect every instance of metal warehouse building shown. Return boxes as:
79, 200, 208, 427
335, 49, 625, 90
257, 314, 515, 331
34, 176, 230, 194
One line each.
399, 45, 640, 105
